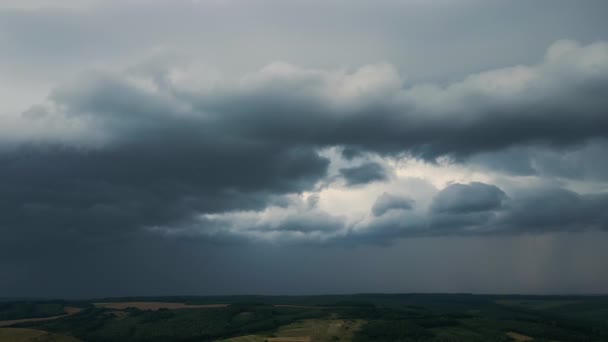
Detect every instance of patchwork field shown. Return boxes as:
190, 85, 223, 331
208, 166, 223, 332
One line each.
0, 327, 81, 342
93, 302, 228, 310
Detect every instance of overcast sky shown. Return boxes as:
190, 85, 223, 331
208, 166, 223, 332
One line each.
1, 0, 608, 298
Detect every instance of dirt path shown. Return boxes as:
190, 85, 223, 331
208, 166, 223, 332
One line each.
0, 307, 82, 327
93, 302, 229, 310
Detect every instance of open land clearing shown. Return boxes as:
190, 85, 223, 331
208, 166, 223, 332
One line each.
93, 302, 228, 310
221, 319, 365, 342
0, 327, 80, 342
0, 307, 81, 327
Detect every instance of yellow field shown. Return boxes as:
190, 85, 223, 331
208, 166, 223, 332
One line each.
221, 319, 365, 342
0, 328, 81, 342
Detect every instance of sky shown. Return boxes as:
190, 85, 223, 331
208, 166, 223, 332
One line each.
1, 0, 608, 298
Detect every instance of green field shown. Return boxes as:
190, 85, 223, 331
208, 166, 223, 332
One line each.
0, 294, 607, 341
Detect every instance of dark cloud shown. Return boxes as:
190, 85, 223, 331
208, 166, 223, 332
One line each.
1, 0, 608, 299
177, 181, 608, 246
430, 182, 508, 214
468, 139, 608, 181
348, 182, 606, 242
2, 39, 608, 251
502, 188, 608, 233
0, 70, 331, 249
425, 185, 608, 237
371, 193, 414, 217
339, 162, 388, 186
7, 41, 608, 157
156, 41, 608, 163
340, 146, 366, 160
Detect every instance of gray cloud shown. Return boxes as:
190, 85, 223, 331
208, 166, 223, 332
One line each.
0, 84, 331, 248
371, 193, 415, 217
168, 182, 608, 246
1, 0, 608, 297
0, 146, 328, 239
470, 139, 608, 181
502, 188, 608, 233
8, 40, 608, 157
167, 41, 608, 162
2, 0, 608, 84
426, 184, 608, 237
2, 40, 608, 249
339, 162, 389, 186
6, 41, 608, 153
430, 182, 508, 214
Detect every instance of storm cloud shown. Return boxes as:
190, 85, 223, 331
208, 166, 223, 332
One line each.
1, 0, 608, 296
2, 40, 608, 246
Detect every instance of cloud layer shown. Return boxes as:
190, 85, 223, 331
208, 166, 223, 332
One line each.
1, 40, 608, 249
2, 1, 608, 297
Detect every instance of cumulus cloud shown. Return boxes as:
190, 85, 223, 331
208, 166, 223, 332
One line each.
152, 182, 608, 245
7, 40, 608, 154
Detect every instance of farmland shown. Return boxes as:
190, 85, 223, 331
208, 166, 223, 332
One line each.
1, 294, 607, 341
